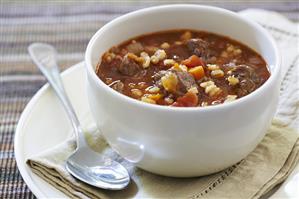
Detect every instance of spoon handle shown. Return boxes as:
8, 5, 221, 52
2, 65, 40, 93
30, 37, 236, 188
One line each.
28, 43, 86, 148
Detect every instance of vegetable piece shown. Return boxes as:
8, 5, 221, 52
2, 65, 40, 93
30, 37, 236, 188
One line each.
172, 91, 198, 107
227, 75, 239, 86
141, 96, 156, 104
161, 72, 178, 93
145, 93, 163, 101
171, 63, 188, 72
211, 69, 224, 78
188, 66, 205, 80
182, 55, 205, 68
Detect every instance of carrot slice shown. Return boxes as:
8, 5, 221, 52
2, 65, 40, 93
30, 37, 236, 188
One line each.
172, 91, 198, 107
182, 55, 205, 68
188, 66, 205, 80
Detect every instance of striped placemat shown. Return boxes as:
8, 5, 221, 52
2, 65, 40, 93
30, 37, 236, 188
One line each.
0, 1, 298, 198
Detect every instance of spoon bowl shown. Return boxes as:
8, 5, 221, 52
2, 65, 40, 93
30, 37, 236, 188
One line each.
28, 43, 130, 190
66, 147, 130, 190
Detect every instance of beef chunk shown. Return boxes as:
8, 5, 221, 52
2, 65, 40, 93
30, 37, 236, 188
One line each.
236, 79, 256, 96
152, 70, 168, 83
118, 56, 141, 76
230, 65, 261, 96
126, 42, 144, 55
174, 71, 198, 95
186, 38, 210, 59
152, 70, 198, 96
231, 65, 254, 78
231, 64, 261, 84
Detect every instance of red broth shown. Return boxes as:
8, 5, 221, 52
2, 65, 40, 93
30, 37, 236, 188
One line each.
96, 30, 270, 107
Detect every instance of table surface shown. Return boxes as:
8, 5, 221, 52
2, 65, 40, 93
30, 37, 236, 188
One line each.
0, 1, 298, 198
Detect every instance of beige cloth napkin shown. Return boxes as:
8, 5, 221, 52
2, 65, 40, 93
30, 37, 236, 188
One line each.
28, 121, 299, 198
27, 9, 299, 199
27, 120, 299, 199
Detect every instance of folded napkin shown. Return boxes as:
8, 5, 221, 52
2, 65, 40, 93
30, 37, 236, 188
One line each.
27, 120, 299, 199
27, 9, 299, 199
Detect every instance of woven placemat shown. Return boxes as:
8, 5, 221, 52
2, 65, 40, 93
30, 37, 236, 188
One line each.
0, 1, 298, 198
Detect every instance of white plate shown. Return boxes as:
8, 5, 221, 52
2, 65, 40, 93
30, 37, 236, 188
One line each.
15, 62, 299, 198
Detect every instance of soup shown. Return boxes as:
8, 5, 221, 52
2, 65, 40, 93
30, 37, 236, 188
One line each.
96, 30, 270, 107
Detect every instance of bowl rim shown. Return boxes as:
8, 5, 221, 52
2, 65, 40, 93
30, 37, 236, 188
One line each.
85, 4, 281, 112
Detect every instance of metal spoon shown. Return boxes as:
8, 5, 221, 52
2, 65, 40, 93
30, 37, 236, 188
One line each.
28, 43, 130, 190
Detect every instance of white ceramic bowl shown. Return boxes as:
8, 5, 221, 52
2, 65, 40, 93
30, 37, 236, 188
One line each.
85, 5, 281, 177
